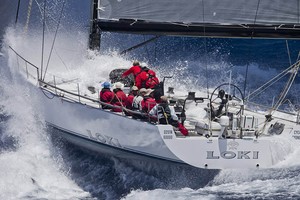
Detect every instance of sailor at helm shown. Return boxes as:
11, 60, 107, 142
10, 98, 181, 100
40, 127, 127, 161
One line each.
211, 89, 228, 119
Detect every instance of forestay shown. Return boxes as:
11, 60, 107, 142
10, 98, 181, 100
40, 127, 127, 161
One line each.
97, 0, 300, 38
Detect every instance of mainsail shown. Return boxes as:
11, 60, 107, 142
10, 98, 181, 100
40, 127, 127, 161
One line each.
96, 0, 300, 38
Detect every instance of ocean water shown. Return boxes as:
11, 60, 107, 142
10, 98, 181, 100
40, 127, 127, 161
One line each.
1, 1, 300, 200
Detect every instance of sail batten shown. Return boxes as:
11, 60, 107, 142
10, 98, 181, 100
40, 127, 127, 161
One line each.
97, 0, 300, 38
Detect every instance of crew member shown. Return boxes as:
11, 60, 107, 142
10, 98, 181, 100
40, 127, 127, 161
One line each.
141, 89, 157, 113
132, 88, 147, 111
99, 81, 114, 109
126, 86, 139, 110
149, 96, 188, 136
122, 61, 141, 79
111, 82, 127, 112
211, 89, 228, 118
135, 63, 159, 89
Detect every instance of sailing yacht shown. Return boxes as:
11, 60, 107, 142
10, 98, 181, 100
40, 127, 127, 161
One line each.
8, 0, 300, 169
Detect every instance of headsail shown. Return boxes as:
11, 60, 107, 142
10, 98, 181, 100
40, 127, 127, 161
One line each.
97, 0, 300, 38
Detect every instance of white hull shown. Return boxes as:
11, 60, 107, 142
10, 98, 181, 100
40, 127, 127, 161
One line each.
158, 125, 298, 169
41, 89, 182, 164
40, 87, 300, 169
9, 47, 300, 169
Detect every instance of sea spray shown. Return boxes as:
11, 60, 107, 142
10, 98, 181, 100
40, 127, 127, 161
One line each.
0, 31, 91, 200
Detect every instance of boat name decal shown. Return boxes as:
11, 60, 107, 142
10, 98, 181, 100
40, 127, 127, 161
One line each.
87, 129, 122, 148
206, 151, 259, 159
163, 130, 173, 139
227, 141, 239, 150
293, 130, 300, 140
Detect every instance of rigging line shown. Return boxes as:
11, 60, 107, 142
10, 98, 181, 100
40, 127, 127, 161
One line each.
298, 0, 300, 24
120, 36, 160, 55
34, 0, 69, 34
202, 0, 212, 136
272, 62, 300, 112
34, 0, 69, 71
251, 0, 261, 38
24, 0, 33, 34
53, 49, 69, 71
154, 37, 157, 65
259, 61, 300, 131
297, 51, 300, 61
244, 0, 261, 98
249, 65, 294, 96
201, 0, 208, 99
143, 35, 151, 62
15, 0, 21, 24
41, 0, 46, 79
243, 62, 250, 99
43, 0, 66, 81
249, 76, 287, 102
247, 63, 297, 100
41, 87, 55, 99
286, 40, 292, 66
248, 71, 289, 100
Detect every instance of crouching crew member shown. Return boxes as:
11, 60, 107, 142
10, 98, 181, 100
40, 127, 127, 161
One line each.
141, 89, 157, 113
111, 82, 127, 112
149, 96, 188, 136
126, 86, 139, 110
125, 86, 139, 116
135, 62, 159, 89
132, 88, 146, 111
100, 81, 114, 109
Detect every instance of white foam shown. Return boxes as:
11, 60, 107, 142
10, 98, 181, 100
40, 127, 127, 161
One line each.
122, 188, 217, 200
0, 29, 92, 199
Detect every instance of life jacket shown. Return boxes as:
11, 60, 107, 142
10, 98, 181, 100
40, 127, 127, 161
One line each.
133, 66, 143, 78
132, 95, 143, 110
112, 89, 127, 112
136, 70, 159, 89
144, 71, 159, 89
100, 88, 114, 109
100, 88, 114, 103
157, 103, 188, 136
142, 96, 157, 112
157, 103, 172, 121
126, 93, 135, 109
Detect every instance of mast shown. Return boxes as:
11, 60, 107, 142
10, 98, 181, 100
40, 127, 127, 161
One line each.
89, 0, 101, 51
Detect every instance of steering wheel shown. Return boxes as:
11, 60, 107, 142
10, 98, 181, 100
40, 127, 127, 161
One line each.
209, 83, 244, 116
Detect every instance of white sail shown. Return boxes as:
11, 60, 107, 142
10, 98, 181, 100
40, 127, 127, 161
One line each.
99, 0, 299, 25
97, 0, 300, 38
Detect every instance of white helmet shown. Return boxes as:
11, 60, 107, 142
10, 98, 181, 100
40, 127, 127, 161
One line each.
140, 62, 148, 68
114, 82, 124, 89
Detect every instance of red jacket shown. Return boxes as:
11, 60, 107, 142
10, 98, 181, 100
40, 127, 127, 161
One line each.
135, 70, 159, 89
126, 94, 135, 109
100, 88, 114, 103
112, 89, 127, 112
100, 88, 114, 109
141, 97, 157, 113
122, 65, 142, 78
